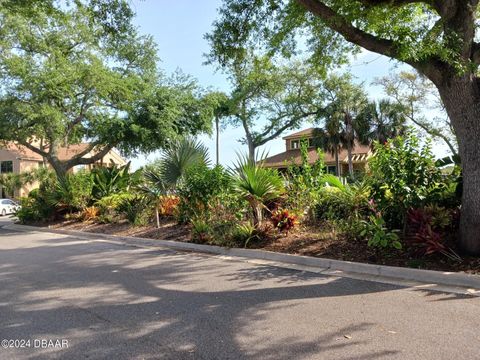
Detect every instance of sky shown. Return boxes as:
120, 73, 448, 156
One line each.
128, 0, 447, 169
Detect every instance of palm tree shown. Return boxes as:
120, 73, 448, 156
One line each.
320, 74, 369, 178
358, 99, 407, 144
313, 117, 345, 177
140, 138, 210, 227
232, 153, 284, 227
159, 137, 210, 187
138, 168, 168, 228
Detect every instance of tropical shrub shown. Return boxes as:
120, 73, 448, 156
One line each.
51, 172, 94, 212
156, 137, 210, 187
116, 195, 151, 226
82, 206, 100, 221
361, 214, 402, 250
91, 163, 133, 200
177, 164, 233, 223
232, 154, 285, 227
314, 183, 370, 223
158, 195, 180, 217
231, 223, 259, 247
406, 207, 461, 261
191, 216, 212, 243
284, 142, 325, 216
271, 208, 298, 234
368, 131, 444, 228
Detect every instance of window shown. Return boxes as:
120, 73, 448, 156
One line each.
326, 165, 337, 175
308, 138, 314, 148
0, 161, 13, 173
291, 140, 300, 149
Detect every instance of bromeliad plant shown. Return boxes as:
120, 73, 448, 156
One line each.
232, 153, 285, 227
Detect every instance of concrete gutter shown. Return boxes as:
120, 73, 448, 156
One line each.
5, 223, 480, 291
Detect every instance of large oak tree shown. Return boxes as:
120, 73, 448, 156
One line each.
0, 0, 211, 179
208, 0, 480, 254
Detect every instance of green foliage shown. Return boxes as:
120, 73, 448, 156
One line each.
91, 163, 133, 200
357, 99, 407, 144
0, 2, 209, 177
177, 164, 233, 223
231, 223, 260, 248
156, 137, 210, 188
49, 171, 94, 212
191, 216, 212, 244
368, 131, 444, 227
212, 53, 327, 159
116, 195, 150, 226
232, 153, 285, 226
16, 196, 48, 223
0, 167, 54, 198
284, 141, 325, 216
314, 183, 370, 222
361, 215, 402, 250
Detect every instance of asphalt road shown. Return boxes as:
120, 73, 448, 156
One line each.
0, 217, 479, 360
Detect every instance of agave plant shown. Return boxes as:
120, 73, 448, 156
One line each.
232, 153, 284, 227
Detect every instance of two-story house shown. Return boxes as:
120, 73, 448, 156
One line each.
0, 142, 127, 198
261, 128, 371, 175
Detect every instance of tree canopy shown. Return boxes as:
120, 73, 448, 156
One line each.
0, 0, 211, 177
212, 54, 326, 160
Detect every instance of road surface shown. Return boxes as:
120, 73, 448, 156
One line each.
0, 217, 479, 359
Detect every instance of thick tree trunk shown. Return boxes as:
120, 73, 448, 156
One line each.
48, 157, 68, 180
437, 76, 480, 255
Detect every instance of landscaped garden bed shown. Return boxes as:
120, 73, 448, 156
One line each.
14, 134, 479, 276
28, 218, 479, 275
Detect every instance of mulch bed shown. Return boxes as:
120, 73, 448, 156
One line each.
29, 219, 480, 275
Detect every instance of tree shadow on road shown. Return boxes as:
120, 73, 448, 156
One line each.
0, 233, 475, 359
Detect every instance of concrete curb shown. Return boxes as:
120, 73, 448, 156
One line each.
6, 223, 480, 290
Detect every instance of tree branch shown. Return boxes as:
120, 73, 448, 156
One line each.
358, 0, 433, 7
65, 144, 114, 168
295, 0, 447, 83
295, 0, 399, 59
17, 140, 48, 158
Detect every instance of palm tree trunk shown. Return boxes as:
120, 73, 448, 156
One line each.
334, 148, 340, 177
155, 207, 160, 228
215, 115, 220, 166
347, 144, 354, 177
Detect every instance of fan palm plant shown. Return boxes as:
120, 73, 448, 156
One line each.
232, 153, 284, 227
138, 167, 168, 228
159, 137, 210, 187
358, 100, 407, 144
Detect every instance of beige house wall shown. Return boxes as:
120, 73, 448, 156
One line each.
0, 146, 127, 199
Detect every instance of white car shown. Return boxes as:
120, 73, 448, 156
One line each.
0, 199, 20, 216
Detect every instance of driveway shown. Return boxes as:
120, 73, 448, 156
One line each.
0, 223, 479, 359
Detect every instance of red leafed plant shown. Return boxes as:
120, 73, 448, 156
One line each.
271, 208, 298, 234
158, 195, 180, 217
406, 208, 461, 262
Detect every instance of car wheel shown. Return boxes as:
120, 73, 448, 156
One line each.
1, 209, 6, 216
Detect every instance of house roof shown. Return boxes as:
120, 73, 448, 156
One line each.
262, 144, 371, 168
1, 142, 125, 163
282, 128, 317, 140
